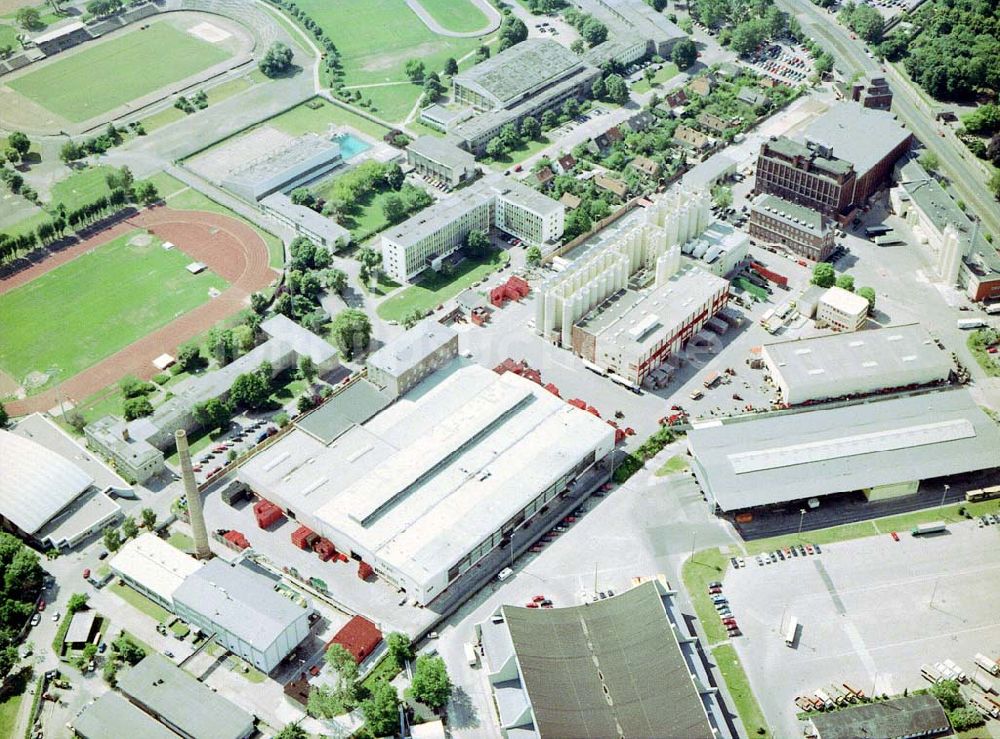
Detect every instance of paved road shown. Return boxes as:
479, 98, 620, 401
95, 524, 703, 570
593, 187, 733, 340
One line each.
775, 0, 1000, 239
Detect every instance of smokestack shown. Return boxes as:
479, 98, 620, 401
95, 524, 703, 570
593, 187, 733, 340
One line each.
176, 429, 212, 559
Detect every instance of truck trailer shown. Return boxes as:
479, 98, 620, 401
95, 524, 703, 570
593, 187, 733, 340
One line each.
911, 521, 946, 536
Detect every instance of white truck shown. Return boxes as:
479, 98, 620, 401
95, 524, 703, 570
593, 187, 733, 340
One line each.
975, 653, 1000, 676
972, 673, 996, 694
957, 318, 987, 330
944, 659, 967, 682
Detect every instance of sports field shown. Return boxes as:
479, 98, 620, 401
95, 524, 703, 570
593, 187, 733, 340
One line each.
0, 231, 226, 383
416, 0, 489, 33
7, 21, 234, 122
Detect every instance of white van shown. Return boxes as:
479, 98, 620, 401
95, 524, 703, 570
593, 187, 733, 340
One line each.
465, 643, 479, 668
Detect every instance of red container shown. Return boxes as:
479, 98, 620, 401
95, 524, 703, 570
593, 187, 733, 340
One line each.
544, 383, 560, 397
358, 561, 374, 580
291, 525, 315, 550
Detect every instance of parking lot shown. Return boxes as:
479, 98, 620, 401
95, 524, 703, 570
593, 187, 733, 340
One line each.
723, 520, 1000, 738
739, 42, 815, 87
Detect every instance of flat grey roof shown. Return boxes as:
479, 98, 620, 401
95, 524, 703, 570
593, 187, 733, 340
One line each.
804, 102, 910, 176
65, 610, 97, 644
688, 388, 1000, 510
764, 136, 854, 176
117, 654, 254, 739
486, 172, 563, 217
751, 193, 830, 234
172, 559, 309, 652
229, 133, 340, 187
407, 135, 476, 170
454, 39, 583, 107
73, 692, 179, 739
295, 378, 392, 444
502, 581, 714, 738
810, 695, 948, 739
763, 324, 952, 395
367, 319, 457, 378
261, 314, 337, 366
260, 193, 350, 245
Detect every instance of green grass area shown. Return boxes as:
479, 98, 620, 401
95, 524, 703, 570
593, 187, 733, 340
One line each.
227, 656, 267, 683
111, 582, 171, 623
484, 136, 552, 168
377, 250, 509, 321
118, 629, 154, 656
655, 454, 690, 476
0, 674, 25, 738
681, 548, 730, 645
360, 271, 402, 297
631, 63, 681, 94
143, 171, 189, 200
0, 231, 226, 385
167, 532, 195, 553
288, 0, 482, 87
268, 97, 391, 139
316, 187, 395, 242
416, 0, 489, 33
164, 419, 217, 466
0, 23, 20, 51
357, 82, 424, 123
409, 120, 446, 138
169, 621, 190, 638
711, 644, 771, 738
8, 22, 232, 122
361, 655, 401, 693
141, 105, 188, 134
160, 174, 285, 268
65, 385, 126, 430
48, 166, 116, 213
967, 328, 1000, 378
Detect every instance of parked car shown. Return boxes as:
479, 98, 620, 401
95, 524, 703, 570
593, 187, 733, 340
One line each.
30, 614, 40, 627
52, 612, 60, 622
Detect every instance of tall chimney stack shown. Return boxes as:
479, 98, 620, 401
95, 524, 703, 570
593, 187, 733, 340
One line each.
175, 429, 212, 559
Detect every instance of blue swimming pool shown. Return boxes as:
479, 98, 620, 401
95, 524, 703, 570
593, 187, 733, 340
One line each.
334, 132, 371, 160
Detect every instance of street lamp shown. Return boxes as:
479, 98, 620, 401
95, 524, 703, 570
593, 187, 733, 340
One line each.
940, 484, 950, 508
798, 509, 806, 539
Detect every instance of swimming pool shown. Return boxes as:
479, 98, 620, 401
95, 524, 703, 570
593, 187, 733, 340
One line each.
334, 132, 371, 160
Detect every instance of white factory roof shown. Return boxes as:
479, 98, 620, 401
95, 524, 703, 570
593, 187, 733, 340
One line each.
688, 389, 1000, 510
239, 362, 614, 586
261, 314, 338, 367
171, 559, 309, 651
109, 533, 203, 605
0, 429, 94, 535
821, 285, 869, 315
366, 318, 456, 378
763, 324, 952, 397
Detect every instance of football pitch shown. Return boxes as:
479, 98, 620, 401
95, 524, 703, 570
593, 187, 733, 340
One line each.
0, 231, 227, 384
7, 21, 233, 122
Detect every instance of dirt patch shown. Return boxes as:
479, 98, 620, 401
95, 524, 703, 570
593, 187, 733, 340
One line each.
188, 20, 232, 44
128, 232, 153, 246
0, 369, 21, 399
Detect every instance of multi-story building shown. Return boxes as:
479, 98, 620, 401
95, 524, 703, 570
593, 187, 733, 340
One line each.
381, 174, 564, 282
85, 416, 164, 483
366, 319, 459, 398
816, 285, 869, 332
406, 135, 478, 189
835, 75, 892, 110
754, 137, 857, 219
576, 0, 687, 58
748, 193, 836, 261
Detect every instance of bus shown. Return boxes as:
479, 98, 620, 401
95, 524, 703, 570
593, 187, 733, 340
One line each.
784, 617, 799, 647
966, 485, 1000, 503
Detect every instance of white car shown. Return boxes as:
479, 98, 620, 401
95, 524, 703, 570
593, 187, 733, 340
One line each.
30, 614, 40, 627
52, 612, 60, 622
497, 567, 513, 582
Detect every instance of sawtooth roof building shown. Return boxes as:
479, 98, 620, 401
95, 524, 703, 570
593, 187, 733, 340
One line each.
478, 580, 727, 738
688, 388, 1000, 512
239, 361, 616, 604
762, 324, 953, 405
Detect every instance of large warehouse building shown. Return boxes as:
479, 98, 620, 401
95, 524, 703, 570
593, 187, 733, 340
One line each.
477, 580, 727, 739
688, 388, 1000, 512
239, 361, 616, 604
762, 324, 953, 405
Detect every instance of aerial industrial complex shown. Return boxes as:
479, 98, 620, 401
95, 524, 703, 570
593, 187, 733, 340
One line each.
4, 0, 1000, 736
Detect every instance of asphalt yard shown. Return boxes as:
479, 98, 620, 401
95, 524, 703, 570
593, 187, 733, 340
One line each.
724, 520, 1000, 738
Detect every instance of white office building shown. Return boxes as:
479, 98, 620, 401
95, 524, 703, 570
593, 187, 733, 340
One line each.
816, 286, 869, 332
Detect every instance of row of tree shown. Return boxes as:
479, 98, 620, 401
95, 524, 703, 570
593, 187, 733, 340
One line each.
564, 8, 609, 47
265, 0, 346, 90
811, 262, 876, 314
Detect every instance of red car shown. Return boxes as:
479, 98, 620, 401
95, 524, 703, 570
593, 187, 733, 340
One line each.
890, 531, 899, 541
532, 595, 546, 603
38, 599, 45, 612
82, 568, 90, 579
525, 602, 539, 608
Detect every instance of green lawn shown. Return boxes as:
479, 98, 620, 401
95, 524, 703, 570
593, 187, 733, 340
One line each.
0, 23, 19, 51
8, 21, 233, 122
143, 170, 190, 200
655, 454, 690, 476
167, 532, 195, 553
0, 681, 24, 738
361, 654, 401, 693
631, 62, 681, 94
48, 166, 116, 213
485, 136, 552, 168
357, 83, 425, 123
712, 644, 771, 738
314, 187, 394, 242
111, 582, 171, 623
377, 250, 509, 321
681, 548, 730, 645
288, 0, 482, 87
141, 105, 189, 134
967, 328, 1000, 378
170, 621, 191, 638
416, 0, 489, 33
268, 97, 391, 139
0, 231, 227, 385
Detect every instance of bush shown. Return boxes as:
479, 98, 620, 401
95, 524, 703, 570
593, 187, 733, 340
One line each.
948, 706, 984, 731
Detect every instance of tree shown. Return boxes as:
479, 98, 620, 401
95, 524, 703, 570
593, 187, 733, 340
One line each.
7, 132, 30, 161
356, 244, 383, 286
113, 635, 146, 665
842, 3, 883, 42
193, 397, 231, 431
322, 268, 348, 295
963, 104, 1000, 136
259, 42, 294, 77
103, 526, 122, 553
330, 309, 372, 359
362, 680, 400, 736
811, 262, 835, 288
930, 679, 963, 711
141, 508, 157, 530
3, 547, 43, 603
121, 516, 138, 540
176, 342, 204, 372
324, 643, 359, 706
485, 136, 506, 160
525, 245, 542, 267
835, 274, 855, 292
919, 151, 939, 172
136, 181, 159, 205
231, 370, 271, 410
15, 7, 41, 30
948, 706, 984, 731
59, 141, 83, 165
711, 185, 733, 210
410, 655, 452, 709
67, 593, 89, 614
0, 645, 18, 681
465, 229, 490, 258
563, 206, 592, 241
443, 57, 458, 76
580, 16, 608, 46
571, 39, 585, 54
381, 193, 407, 224
520, 116, 541, 141
275, 724, 308, 739
0, 402, 6, 428
382, 162, 405, 191
386, 632, 414, 668
989, 170, 1000, 201
671, 38, 697, 70
814, 52, 834, 76
730, 20, 767, 56
308, 684, 348, 718
297, 355, 317, 384
604, 74, 629, 105
123, 396, 153, 420
857, 286, 876, 315
401, 307, 425, 329
405, 59, 425, 83
290, 188, 315, 208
